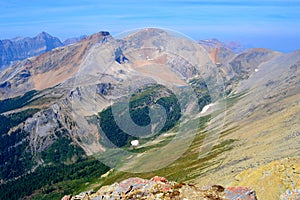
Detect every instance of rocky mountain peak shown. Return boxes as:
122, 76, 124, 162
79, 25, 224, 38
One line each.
124, 27, 168, 42
84, 31, 111, 43
0, 32, 63, 70
36, 31, 53, 39
0, 29, 113, 99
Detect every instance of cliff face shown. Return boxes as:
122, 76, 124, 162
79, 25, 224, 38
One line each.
0, 32, 63, 70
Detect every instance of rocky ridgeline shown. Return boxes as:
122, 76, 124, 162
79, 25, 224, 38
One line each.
0, 32, 63, 69
61, 176, 257, 200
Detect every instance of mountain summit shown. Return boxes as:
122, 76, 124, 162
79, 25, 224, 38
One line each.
0, 32, 63, 70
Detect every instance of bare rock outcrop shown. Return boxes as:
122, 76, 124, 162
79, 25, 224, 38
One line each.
63, 176, 257, 200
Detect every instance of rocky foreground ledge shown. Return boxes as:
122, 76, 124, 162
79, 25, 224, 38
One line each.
61, 176, 257, 200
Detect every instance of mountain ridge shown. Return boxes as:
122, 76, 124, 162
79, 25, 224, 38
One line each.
0, 32, 63, 70
0, 28, 299, 199
0, 31, 111, 99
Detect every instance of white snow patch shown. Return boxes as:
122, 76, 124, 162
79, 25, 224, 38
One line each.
200, 103, 214, 114
255, 68, 259, 72
131, 140, 139, 147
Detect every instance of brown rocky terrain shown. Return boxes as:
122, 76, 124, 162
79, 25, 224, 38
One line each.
62, 176, 257, 200
0, 28, 299, 199
199, 39, 282, 83
0, 31, 110, 99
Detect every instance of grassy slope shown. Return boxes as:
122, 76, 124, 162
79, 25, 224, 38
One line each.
76, 94, 242, 193
0, 82, 219, 199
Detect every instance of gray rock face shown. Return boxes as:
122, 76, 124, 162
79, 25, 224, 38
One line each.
0, 32, 63, 70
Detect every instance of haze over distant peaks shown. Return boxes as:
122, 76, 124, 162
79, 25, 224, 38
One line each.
0, 32, 251, 71
0, 32, 62, 69
198, 38, 248, 53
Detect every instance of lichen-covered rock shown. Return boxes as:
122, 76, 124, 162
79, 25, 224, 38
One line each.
64, 176, 257, 200
233, 157, 300, 200
225, 187, 257, 200
280, 189, 300, 200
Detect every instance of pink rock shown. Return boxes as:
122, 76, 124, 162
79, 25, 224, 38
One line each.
61, 195, 72, 200
151, 176, 168, 183
117, 177, 149, 193
225, 187, 257, 200
162, 186, 172, 193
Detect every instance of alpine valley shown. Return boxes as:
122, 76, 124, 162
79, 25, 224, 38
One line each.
0, 28, 299, 200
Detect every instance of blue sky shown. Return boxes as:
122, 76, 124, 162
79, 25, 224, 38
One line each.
0, 0, 300, 52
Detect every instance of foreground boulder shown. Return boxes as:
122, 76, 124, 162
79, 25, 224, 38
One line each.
63, 176, 258, 200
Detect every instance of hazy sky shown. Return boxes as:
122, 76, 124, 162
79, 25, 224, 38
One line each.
1, 0, 300, 52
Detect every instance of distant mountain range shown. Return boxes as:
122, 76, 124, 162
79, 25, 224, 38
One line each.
198, 38, 249, 53
62, 35, 87, 46
0, 32, 87, 70
0, 32, 248, 71
0, 28, 299, 200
